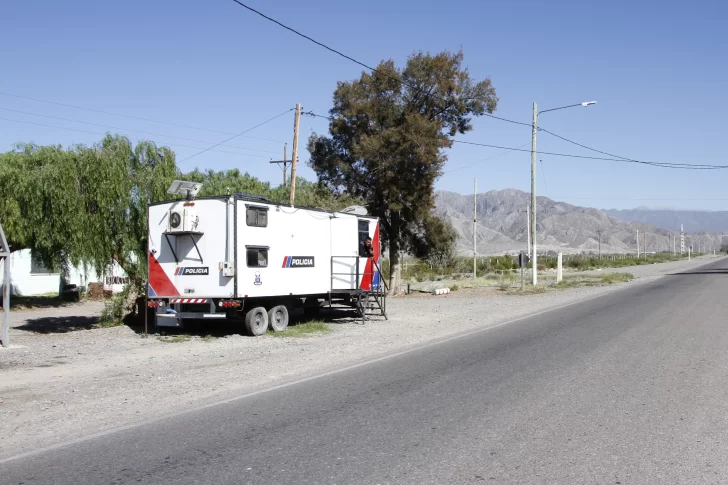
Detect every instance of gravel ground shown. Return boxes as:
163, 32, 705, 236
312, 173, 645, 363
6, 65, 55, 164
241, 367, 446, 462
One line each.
0, 255, 719, 460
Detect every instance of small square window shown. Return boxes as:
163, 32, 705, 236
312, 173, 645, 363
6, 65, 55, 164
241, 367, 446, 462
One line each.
247, 248, 268, 267
30, 253, 54, 274
246, 207, 268, 227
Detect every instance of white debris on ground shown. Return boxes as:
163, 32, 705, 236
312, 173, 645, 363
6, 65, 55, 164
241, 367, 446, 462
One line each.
0, 256, 719, 460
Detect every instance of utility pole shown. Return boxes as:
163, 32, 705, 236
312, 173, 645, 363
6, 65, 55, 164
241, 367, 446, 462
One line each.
527, 100, 596, 284
644, 231, 647, 256
0, 219, 10, 347
289, 103, 301, 205
597, 230, 602, 259
680, 224, 685, 255
526, 205, 531, 258
473, 177, 477, 279
636, 229, 640, 258
531, 102, 538, 285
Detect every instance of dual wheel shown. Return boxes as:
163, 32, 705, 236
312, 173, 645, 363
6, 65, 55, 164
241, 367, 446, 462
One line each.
243, 305, 289, 336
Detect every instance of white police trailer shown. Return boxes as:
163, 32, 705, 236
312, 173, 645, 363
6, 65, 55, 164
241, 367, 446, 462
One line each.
147, 181, 386, 335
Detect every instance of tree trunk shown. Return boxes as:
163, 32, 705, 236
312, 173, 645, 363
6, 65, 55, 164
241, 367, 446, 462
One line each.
388, 238, 402, 296
388, 214, 402, 295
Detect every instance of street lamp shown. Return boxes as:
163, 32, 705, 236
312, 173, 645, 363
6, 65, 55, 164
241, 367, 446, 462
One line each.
530, 100, 597, 285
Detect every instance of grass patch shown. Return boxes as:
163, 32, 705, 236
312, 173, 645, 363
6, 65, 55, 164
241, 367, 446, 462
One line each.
506, 286, 548, 295
158, 334, 192, 343
97, 320, 123, 328
449, 284, 459, 291
270, 320, 332, 338
202, 334, 216, 341
556, 272, 634, 288
600, 272, 634, 284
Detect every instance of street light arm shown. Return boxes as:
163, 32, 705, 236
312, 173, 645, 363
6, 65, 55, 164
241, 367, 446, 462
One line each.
538, 101, 597, 116
538, 103, 582, 116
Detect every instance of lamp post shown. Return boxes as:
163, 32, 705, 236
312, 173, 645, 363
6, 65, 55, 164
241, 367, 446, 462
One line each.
530, 101, 596, 285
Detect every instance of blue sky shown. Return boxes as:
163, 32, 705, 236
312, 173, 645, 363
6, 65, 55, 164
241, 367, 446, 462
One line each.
1, 0, 726, 211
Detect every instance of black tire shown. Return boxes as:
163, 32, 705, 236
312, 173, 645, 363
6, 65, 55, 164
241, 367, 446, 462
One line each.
267, 305, 289, 332
244, 307, 269, 336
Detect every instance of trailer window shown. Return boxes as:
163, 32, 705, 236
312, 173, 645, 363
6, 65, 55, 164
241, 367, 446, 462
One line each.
358, 220, 370, 244
246, 207, 268, 227
246, 248, 268, 267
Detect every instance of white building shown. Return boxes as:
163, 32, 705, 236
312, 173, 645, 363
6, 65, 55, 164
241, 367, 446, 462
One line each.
0, 249, 128, 296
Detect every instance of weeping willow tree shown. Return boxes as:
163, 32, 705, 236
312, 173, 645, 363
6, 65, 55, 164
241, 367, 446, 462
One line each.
0, 135, 361, 296
0, 135, 178, 290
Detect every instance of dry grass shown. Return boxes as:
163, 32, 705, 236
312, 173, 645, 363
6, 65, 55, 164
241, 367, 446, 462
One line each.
270, 320, 333, 338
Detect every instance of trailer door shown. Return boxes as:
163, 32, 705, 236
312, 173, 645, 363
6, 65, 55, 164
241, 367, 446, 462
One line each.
330, 216, 359, 290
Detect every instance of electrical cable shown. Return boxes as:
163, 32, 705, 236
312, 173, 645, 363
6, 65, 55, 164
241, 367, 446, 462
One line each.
0, 91, 287, 144
452, 140, 727, 170
0, 107, 281, 156
179, 108, 293, 163
230, 1, 531, 127
0, 116, 274, 160
538, 127, 721, 169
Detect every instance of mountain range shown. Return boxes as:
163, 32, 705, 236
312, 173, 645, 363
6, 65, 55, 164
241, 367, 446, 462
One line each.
434, 189, 724, 256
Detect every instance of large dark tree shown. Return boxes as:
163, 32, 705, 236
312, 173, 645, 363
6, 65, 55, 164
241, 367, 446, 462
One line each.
307, 50, 498, 293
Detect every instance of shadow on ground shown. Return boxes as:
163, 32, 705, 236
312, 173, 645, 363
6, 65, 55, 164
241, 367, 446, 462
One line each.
14, 315, 100, 334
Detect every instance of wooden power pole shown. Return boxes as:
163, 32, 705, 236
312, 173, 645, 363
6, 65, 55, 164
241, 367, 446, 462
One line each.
289, 103, 301, 205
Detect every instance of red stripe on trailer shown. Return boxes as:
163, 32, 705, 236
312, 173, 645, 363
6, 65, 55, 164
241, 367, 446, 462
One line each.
149, 253, 179, 297
360, 223, 381, 291
282, 256, 289, 268
170, 298, 208, 303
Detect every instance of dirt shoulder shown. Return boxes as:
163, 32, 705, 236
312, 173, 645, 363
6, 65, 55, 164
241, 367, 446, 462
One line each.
0, 256, 720, 460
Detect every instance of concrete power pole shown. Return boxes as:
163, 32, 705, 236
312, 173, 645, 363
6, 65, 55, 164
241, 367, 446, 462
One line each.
644, 231, 647, 256
530, 102, 538, 285
526, 205, 531, 258
597, 230, 602, 259
473, 178, 477, 279
680, 224, 685, 255
636, 230, 640, 258
289, 103, 301, 205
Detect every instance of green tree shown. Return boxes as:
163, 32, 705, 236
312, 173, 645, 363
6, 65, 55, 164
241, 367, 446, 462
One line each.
307, 50, 498, 293
0, 135, 178, 290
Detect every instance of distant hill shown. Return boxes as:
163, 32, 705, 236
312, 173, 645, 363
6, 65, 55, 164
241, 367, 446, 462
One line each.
603, 208, 728, 234
434, 189, 721, 256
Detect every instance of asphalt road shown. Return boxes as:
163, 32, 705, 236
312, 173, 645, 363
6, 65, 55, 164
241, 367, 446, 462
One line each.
4, 259, 728, 484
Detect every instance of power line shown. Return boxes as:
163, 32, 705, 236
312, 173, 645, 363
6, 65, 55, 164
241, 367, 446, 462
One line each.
538, 127, 720, 169
231, 1, 530, 128
231, 2, 725, 174
179, 108, 294, 163
0, 91, 287, 144
0, 107, 282, 156
305, 111, 727, 170
452, 140, 727, 170
444, 143, 531, 174
0, 117, 275, 160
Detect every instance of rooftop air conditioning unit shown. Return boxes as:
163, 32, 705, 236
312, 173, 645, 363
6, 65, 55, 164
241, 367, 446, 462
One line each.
167, 207, 200, 233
